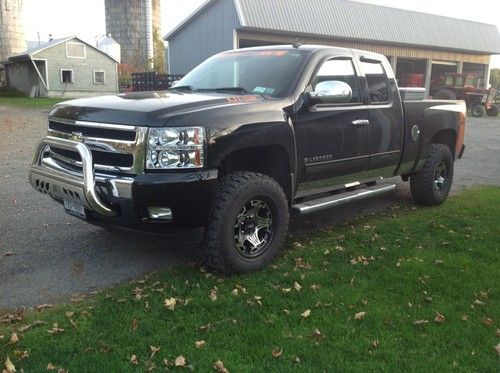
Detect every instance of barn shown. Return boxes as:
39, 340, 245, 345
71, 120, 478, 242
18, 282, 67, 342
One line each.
164, 0, 500, 93
5, 36, 119, 98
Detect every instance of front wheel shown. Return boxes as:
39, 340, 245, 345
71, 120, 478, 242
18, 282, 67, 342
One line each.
202, 172, 289, 274
410, 144, 454, 206
487, 104, 499, 117
471, 104, 486, 118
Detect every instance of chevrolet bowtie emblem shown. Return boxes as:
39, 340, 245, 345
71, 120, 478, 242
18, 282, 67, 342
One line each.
70, 131, 83, 141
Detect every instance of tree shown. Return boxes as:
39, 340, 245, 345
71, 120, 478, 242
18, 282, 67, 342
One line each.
152, 27, 166, 73
490, 68, 500, 89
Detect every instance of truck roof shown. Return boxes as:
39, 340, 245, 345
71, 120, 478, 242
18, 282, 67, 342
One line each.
222, 44, 387, 61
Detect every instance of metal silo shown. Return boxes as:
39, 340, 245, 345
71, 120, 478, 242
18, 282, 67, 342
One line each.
0, 0, 26, 63
104, 0, 162, 71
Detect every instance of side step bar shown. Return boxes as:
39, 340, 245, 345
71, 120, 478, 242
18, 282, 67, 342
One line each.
292, 183, 396, 215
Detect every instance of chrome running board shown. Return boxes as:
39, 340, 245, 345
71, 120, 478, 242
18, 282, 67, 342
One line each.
292, 183, 396, 215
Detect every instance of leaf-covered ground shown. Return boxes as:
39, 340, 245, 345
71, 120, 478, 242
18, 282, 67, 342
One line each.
1, 187, 499, 372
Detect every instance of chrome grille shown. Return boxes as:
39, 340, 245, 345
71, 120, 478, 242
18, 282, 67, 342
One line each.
47, 117, 148, 174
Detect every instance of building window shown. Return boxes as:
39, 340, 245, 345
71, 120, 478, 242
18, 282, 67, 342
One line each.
360, 61, 390, 104
93, 70, 105, 85
61, 69, 74, 84
66, 42, 86, 58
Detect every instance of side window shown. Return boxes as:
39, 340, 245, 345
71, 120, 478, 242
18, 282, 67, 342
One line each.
360, 61, 390, 103
313, 59, 361, 104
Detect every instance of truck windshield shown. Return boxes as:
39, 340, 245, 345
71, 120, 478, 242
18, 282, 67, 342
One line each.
173, 50, 308, 97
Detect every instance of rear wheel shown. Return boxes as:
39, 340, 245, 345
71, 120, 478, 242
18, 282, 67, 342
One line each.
410, 144, 454, 206
471, 104, 486, 118
487, 104, 499, 117
434, 89, 457, 100
202, 171, 289, 274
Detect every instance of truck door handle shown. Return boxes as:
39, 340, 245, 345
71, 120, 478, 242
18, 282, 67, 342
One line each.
352, 119, 370, 126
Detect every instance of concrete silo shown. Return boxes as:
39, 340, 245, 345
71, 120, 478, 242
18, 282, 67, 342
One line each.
104, 0, 163, 71
0, 0, 27, 87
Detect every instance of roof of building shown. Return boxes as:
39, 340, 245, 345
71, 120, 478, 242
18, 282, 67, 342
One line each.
8, 36, 120, 62
165, 0, 500, 54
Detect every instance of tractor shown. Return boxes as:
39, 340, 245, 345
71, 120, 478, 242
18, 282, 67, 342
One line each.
430, 72, 499, 117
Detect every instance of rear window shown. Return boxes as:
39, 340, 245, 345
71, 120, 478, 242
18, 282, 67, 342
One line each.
360, 61, 390, 103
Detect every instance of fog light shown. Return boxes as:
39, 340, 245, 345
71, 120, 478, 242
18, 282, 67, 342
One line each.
147, 207, 173, 221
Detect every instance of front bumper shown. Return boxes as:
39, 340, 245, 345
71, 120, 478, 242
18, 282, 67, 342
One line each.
29, 136, 218, 238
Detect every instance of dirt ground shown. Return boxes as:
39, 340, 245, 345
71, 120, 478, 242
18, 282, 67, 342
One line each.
0, 105, 499, 309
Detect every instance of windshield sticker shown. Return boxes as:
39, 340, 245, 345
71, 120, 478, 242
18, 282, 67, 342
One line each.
253, 87, 267, 94
219, 50, 289, 58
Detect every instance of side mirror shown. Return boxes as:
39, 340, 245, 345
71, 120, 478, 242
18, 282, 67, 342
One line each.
309, 80, 352, 105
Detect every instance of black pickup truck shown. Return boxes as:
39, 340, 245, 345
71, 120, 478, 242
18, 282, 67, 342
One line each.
29, 45, 466, 273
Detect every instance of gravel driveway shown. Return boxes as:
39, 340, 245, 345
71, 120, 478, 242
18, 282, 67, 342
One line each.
1, 105, 498, 310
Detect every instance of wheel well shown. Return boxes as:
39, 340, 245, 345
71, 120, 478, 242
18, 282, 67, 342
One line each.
431, 129, 456, 157
221, 146, 292, 202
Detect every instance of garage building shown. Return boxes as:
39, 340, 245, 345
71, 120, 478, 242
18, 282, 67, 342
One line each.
164, 0, 500, 93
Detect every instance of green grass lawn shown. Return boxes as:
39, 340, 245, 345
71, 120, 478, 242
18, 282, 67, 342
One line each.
0, 90, 68, 109
1, 187, 499, 372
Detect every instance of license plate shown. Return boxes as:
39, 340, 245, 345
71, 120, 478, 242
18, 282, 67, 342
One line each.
64, 200, 86, 219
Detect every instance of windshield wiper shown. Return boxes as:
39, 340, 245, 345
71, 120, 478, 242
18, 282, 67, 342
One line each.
168, 85, 196, 92
197, 87, 250, 94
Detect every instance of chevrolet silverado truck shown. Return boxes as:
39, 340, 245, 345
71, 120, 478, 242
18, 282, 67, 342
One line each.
29, 45, 466, 273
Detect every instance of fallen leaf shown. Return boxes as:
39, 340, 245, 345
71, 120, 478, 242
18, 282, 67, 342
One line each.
473, 299, 485, 306
64, 311, 74, 318
271, 348, 283, 357
131, 318, 139, 330
2, 251, 15, 257
4, 358, 16, 373
372, 340, 380, 348
496, 328, 500, 337
175, 356, 186, 367
195, 340, 206, 349
354, 311, 366, 320
47, 363, 57, 370
35, 304, 52, 311
434, 312, 445, 323
293, 282, 302, 291
495, 343, 500, 356
311, 328, 325, 342
461, 314, 469, 321
10, 333, 19, 344
414, 319, 429, 325
209, 287, 218, 302
0, 335, 3, 340
310, 284, 321, 291
14, 350, 29, 359
213, 360, 229, 373
150, 345, 160, 358
301, 309, 311, 318
231, 288, 239, 296
281, 288, 292, 293
164, 297, 176, 311
482, 318, 493, 327
17, 325, 32, 333
130, 354, 138, 365
47, 323, 64, 334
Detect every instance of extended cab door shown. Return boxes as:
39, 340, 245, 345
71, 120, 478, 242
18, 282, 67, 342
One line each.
293, 55, 371, 188
357, 56, 404, 177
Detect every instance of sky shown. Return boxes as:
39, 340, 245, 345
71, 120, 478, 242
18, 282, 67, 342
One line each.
22, 0, 500, 67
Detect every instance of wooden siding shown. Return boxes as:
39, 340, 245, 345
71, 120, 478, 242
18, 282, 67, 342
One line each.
237, 30, 491, 64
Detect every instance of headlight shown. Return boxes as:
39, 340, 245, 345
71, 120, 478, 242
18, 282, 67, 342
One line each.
146, 127, 204, 169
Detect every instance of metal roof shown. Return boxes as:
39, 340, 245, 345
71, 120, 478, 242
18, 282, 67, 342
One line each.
8, 36, 120, 63
165, 0, 500, 54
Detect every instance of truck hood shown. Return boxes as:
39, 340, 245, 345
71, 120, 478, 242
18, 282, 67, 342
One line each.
49, 91, 269, 127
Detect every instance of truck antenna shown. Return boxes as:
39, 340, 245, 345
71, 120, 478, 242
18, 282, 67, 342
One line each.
293, 39, 302, 49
